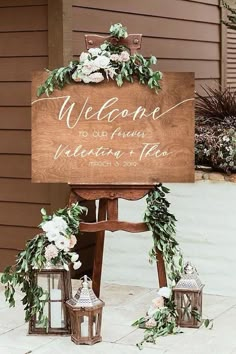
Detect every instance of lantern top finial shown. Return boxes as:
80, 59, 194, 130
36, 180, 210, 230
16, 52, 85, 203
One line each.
184, 261, 197, 275
66, 275, 104, 308
174, 262, 204, 291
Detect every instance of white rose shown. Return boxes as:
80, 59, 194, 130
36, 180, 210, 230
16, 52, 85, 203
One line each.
42, 220, 54, 233
82, 75, 91, 83
71, 253, 79, 262
157, 287, 171, 299
52, 216, 68, 233
80, 52, 90, 63
81, 61, 97, 75
46, 230, 61, 242
55, 236, 70, 252
88, 72, 104, 83
88, 47, 101, 56
73, 261, 82, 270
93, 55, 110, 69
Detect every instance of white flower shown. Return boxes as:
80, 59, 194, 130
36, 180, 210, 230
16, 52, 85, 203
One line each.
82, 75, 92, 83
110, 54, 120, 62
45, 244, 58, 261
73, 260, 82, 270
87, 72, 104, 83
55, 236, 70, 252
42, 216, 67, 235
88, 47, 101, 56
119, 51, 130, 62
81, 60, 98, 75
157, 287, 171, 299
71, 253, 79, 262
80, 52, 90, 63
93, 55, 110, 69
46, 230, 61, 242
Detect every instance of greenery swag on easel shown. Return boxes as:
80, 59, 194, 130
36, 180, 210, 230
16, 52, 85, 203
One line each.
37, 23, 162, 97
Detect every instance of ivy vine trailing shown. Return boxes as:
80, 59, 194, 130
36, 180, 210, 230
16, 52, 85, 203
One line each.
37, 23, 162, 97
145, 184, 183, 284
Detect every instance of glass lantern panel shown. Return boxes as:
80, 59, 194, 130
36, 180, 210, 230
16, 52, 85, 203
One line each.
93, 314, 99, 336
49, 273, 64, 328
35, 273, 49, 329
181, 293, 193, 321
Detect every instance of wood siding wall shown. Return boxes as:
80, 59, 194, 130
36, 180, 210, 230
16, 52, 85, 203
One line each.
72, 0, 221, 94
0, 0, 48, 268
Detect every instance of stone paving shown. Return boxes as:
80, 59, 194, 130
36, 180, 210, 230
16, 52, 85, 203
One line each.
0, 281, 236, 354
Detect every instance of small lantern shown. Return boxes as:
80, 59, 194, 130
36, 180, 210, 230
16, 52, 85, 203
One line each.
29, 264, 72, 335
173, 262, 204, 328
66, 275, 105, 345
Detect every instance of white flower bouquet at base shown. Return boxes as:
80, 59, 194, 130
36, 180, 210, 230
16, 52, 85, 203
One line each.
1, 203, 86, 327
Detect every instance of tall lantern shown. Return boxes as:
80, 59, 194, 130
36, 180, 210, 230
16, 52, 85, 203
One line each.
66, 275, 105, 345
29, 265, 72, 335
173, 262, 204, 328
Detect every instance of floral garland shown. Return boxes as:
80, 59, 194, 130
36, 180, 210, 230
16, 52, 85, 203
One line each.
37, 23, 162, 97
133, 184, 212, 349
1, 203, 85, 327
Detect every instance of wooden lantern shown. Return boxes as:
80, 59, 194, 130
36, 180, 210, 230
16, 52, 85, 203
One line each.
173, 262, 204, 328
29, 265, 72, 335
66, 275, 105, 345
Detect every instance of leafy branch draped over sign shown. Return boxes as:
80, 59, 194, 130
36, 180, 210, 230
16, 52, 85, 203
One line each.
37, 23, 162, 97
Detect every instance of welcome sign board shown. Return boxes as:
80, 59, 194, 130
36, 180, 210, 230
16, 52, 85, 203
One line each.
31, 72, 195, 184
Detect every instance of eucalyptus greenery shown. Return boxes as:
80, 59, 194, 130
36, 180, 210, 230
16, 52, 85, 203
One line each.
145, 184, 183, 284
1, 203, 84, 328
37, 23, 162, 97
133, 184, 212, 349
132, 296, 181, 350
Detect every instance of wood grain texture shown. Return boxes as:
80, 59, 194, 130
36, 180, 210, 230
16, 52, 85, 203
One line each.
73, 33, 220, 60
0, 155, 31, 178
0, 225, 40, 250
0, 107, 30, 130
0, 178, 50, 203
0, 57, 48, 82
0, 32, 47, 57
73, 0, 220, 24
92, 198, 107, 297
72, 10, 220, 43
0, 202, 43, 227
0, 5, 47, 31
32, 72, 195, 184
0, 131, 30, 154
0, 82, 31, 106
80, 220, 148, 233
0, 0, 47, 6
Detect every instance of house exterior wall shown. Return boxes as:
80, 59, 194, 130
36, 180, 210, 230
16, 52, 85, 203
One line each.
0, 0, 49, 269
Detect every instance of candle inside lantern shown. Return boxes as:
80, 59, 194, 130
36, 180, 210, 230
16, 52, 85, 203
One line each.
50, 289, 62, 328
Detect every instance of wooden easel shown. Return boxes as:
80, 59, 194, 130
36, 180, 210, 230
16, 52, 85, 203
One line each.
69, 34, 167, 297
69, 185, 167, 297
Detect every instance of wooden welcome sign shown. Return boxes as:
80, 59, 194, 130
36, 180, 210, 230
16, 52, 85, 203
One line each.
31, 72, 195, 184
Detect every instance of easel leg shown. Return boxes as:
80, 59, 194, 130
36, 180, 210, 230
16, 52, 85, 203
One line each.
156, 249, 167, 288
92, 199, 107, 297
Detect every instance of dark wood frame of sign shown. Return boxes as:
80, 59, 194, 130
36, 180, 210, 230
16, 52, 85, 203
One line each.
69, 34, 167, 297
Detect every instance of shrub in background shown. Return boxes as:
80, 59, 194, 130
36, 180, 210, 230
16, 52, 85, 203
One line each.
195, 86, 236, 174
